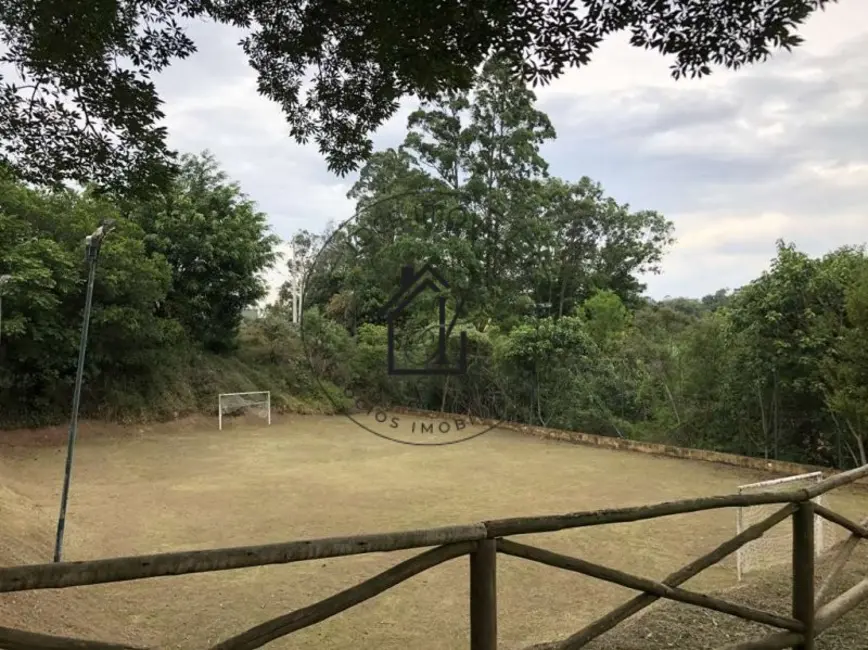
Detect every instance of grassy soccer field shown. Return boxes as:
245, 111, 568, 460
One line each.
1, 414, 866, 649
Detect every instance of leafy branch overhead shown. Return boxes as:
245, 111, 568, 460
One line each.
0, 0, 835, 191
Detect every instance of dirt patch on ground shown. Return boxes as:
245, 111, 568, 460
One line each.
1, 414, 867, 649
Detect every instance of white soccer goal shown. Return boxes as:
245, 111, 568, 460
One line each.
218, 391, 271, 430
735, 471, 829, 581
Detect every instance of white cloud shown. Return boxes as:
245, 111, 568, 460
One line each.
675, 212, 794, 252
152, 1, 868, 302
803, 161, 868, 187
651, 207, 868, 298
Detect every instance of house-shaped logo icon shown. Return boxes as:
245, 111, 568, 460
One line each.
381, 263, 468, 376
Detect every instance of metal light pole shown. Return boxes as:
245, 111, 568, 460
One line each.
53, 220, 115, 563
0, 274, 12, 344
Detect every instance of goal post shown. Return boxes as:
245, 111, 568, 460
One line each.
735, 471, 827, 581
218, 391, 271, 430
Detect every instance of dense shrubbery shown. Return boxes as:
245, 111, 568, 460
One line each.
267, 245, 868, 471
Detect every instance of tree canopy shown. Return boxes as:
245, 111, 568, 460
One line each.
279, 63, 868, 468
0, 0, 835, 192
0, 152, 278, 423
308, 57, 673, 333
1, 62, 867, 470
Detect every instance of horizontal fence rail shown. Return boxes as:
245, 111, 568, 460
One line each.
0, 525, 488, 594
1, 463, 867, 650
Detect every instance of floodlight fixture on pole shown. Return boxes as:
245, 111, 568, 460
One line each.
53, 220, 115, 563
0, 274, 12, 345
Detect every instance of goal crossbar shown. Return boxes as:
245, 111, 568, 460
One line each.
738, 471, 824, 491
218, 391, 271, 430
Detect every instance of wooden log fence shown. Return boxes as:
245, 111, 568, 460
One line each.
1, 463, 867, 650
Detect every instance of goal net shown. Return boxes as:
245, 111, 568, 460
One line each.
735, 472, 828, 580
218, 391, 271, 430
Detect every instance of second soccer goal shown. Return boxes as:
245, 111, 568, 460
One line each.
735, 471, 831, 580
218, 391, 271, 430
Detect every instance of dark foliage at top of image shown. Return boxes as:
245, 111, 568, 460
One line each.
0, 0, 835, 192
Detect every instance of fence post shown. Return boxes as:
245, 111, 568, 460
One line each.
470, 538, 497, 650
792, 501, 816, 650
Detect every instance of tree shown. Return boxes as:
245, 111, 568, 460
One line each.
701, 288, 732, 312
133, 152, 279, 352
534, 177, 673, 315
278, 228, 325, 323
580, 290, 632, 354
293, 58, 672, 437
0, 0, 836, 190
0, 0, 197, 195
715, 242, 868, 465
495, 313, 634, 435
0, 176, 180, 424
821, 255, 868, 466
330, 57, 672, 330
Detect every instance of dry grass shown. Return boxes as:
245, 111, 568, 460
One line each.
1, 413, 866, 650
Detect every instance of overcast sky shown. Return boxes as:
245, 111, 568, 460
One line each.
153, 2, 868, 302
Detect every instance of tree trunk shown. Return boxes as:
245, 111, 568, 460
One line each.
558, 269, 569, 318
772, 371, 779, 460
756, 381, 769, 460
849, 421, 868, 466
441, 376, 450, 412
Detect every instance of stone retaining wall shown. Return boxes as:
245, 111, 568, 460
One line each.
391, 406, 868, 487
